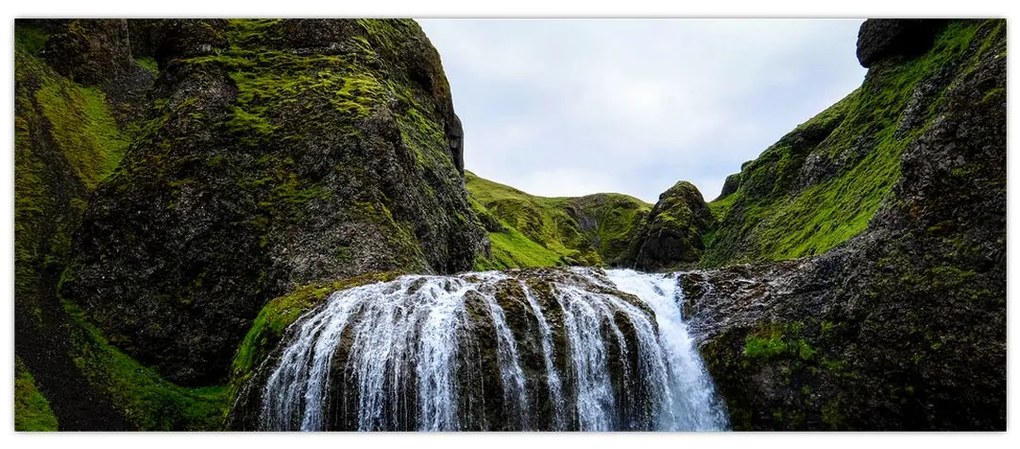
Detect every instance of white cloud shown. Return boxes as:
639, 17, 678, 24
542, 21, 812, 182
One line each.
420, 19, 867, 202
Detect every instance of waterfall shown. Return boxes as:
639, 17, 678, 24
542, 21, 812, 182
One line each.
253, 268, 728, 431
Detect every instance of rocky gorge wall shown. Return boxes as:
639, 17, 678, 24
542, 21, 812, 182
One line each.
687, 18, 1006, 430
57, 19, 488, 386
14, 18, 488, 429
13, 17, 1006, 432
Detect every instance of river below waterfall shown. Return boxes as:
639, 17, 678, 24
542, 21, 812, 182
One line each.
249, 268, 729, 431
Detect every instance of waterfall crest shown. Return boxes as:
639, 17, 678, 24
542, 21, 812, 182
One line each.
252, 268, 728, 431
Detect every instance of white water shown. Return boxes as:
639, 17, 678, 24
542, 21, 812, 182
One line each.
256, 268, 728, 431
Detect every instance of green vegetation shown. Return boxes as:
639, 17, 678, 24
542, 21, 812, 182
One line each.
135, 56, 159, 75
228, 272, 400, 398
61, 296, 228, 430
467, 171, 650, 270
14, 24, 131, 323
743, 322, 817, 361
703, 318, 855, 430
35, 83, 129, 189
703, 21, 990, 267
14, 357, 59, 431
15, 25, 49, 55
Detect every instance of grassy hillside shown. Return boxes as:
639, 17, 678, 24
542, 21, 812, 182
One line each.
703, 20, 999, 267
14, 358, 59, 431
466, 171, 651, 270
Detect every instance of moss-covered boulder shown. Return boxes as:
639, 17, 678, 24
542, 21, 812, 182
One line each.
690, 19, 1005, 430
624, 181, 714, 271
59, 19, 487, 386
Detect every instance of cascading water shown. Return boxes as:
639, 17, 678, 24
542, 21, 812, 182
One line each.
251, 268, 728, 431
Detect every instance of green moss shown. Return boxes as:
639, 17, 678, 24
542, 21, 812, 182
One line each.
60, 294, 228, 430
135, 56, 159, 75
228, 272, 401, 399
34, 80, 129, 190
15, 34, 133, 325
744, 334, 787, 359
14, 357, 59, 431
743, 322, 817, 361
703, 21, 992, 266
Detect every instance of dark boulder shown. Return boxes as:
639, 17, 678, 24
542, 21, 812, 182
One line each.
856, 19, 947, 68
715, 173, 741, 201
625, 181, 714, 271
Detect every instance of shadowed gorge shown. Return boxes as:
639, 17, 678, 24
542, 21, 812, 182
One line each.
13, 17, 1006, 432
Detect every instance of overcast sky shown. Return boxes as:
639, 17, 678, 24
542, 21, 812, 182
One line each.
418, 19, 867, 203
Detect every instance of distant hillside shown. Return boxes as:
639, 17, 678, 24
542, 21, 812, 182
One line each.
466, 171, 651, 269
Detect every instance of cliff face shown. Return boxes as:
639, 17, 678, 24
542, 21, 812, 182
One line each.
57, 19, 487, 386
702, 20, 999, 268
688, 19, 1005, 430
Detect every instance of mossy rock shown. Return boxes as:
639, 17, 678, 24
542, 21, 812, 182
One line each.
60, 19, 486, 386
702, 20, 992, 267
625, 181, 714, 271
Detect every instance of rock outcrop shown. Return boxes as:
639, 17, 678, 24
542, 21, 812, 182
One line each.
690, 18, 1005, 430
42, 19, 135, 87
624, 181, 714, 271
856, 19, 948, 68
59, 19, 487, 385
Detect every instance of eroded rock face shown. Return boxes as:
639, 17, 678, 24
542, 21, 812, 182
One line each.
690, 19, 1005, 430
43, 19, 134, 86
715, 173, 741, 201
856, 19, 947, 68
625, 181, 714, 271
60, 19, 487, 385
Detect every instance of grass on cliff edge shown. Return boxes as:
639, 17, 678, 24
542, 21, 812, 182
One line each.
703, 20, 991, 267
60, 292, 227, 430
15, 357, 59, 431
467, 171, 650, 270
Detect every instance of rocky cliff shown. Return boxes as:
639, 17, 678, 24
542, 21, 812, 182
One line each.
14, 17, 1006, 432
57, 19, 487, 386
702, 20, 1001, 268
15, 18, 486, 430
688, 18, 1005, 430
